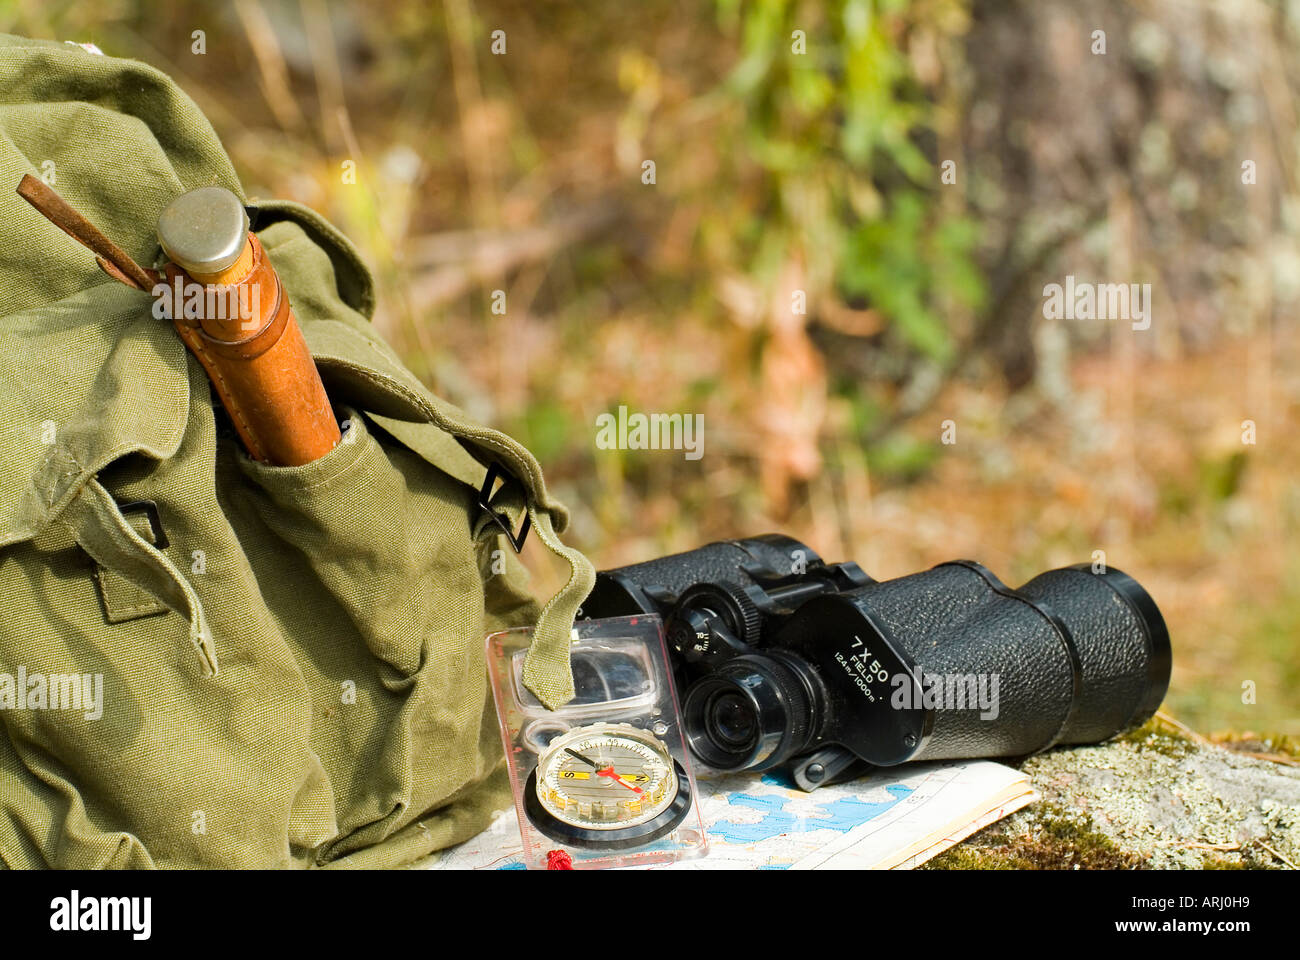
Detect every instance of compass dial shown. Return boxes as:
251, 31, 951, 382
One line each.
525, 722, 691, 849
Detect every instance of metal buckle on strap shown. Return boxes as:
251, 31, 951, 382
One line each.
92, 498, 170, 626
478, 463, 530, 553
118, 500, 169, 549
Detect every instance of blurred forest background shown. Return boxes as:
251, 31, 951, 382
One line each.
4, 0, 1297, 738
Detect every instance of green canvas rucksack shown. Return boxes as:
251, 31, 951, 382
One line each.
0, 34, 593, 868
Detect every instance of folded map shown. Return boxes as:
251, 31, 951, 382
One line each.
417, 759, 1036, 870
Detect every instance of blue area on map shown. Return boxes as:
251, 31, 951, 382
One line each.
707, 783, 914, 846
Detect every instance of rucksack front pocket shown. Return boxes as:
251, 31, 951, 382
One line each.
234, 407, 485, 684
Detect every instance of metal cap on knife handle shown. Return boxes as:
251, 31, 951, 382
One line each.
157, 186, 253, 283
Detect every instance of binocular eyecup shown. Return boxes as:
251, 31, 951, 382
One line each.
682, 652, 820, 771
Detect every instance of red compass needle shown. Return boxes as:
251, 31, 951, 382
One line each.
597, 766, 644, 795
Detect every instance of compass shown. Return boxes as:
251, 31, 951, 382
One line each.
524, 722, 692, 849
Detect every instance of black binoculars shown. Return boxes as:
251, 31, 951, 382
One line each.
582, 535, 1171, 790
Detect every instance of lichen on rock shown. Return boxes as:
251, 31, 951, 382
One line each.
925, 719, 1300, 869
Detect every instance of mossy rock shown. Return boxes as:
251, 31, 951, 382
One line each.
924, 718, 1300, 870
